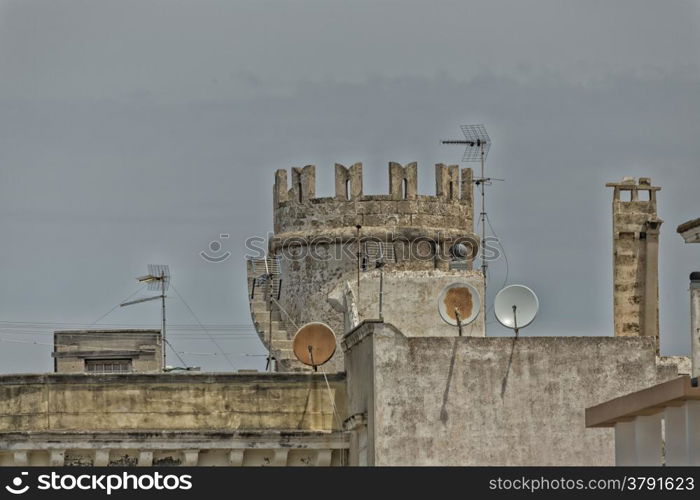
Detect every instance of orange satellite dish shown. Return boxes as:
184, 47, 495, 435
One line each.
292, 322, 337, 370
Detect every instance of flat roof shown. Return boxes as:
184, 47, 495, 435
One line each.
54, 329, 160, 334
585, 375, 700, 428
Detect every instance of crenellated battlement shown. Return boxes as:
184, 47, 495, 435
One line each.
273, 162, 475, 236
274, 162, 473, 206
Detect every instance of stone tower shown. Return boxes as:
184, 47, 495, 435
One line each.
606, 177, 662, 339
247, 162, 484, 371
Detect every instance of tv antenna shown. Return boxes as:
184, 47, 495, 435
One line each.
120, 264, 170, 369
441, 125, 502, 293
494, 284, 539, 337
292, 322, 337, 371
438, 282, 481, 336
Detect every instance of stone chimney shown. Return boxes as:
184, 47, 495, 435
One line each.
691, 272, 700, 378
606, 177, 662, 339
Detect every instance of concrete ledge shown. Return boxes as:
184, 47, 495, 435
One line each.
586, 375, 700, 428
341, 320, 385, 352
677, 217, 700, 234
0, 371, 346, 386
0, 429, 350, 450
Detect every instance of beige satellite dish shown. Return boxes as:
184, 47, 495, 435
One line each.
438, 282, 480, 335
292, 322, 337, 370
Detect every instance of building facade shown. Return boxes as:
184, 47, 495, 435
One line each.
0, 164, 690, 466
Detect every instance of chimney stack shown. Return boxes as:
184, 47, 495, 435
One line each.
691, 272, 700, 378
606, 177, 662, 339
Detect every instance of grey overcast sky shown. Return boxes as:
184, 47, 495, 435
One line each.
0, 0, 698, 373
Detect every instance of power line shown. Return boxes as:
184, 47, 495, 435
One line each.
0, 320, 259, 330
89, 284, 147, 326
484, 212, 511, 324
0, 327, 257, 337
170, 282, 237, 369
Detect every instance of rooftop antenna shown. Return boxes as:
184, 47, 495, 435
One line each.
254, 254, 278, 372
441, 125, 502, 294
120, 264, 170, 369
438, 282, 481, 336
356, 225, 362, 309
292, 322, 337, 371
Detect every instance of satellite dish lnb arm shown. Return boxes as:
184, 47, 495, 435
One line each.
455, 308, 463, 337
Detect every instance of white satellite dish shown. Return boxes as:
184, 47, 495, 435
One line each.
494, 284, 539, 336
438, 282, 481, 335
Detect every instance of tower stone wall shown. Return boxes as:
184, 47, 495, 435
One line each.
251, 162, 484, 371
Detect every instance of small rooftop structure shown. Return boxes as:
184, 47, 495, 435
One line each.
52, 329, 163, 374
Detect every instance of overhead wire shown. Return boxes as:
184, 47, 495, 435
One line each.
89, 284, 147, 326
170, 282, 237, 369
484, 212, 510, 325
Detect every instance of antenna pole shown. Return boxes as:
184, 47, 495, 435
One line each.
308, 345, 317, 372
512, 304, 519, 338
268, 283, 273, 372
161, 273, 166, 369
379, 266, 384, 321
356, 225, 362, 310
440, 125, 493, 302
480, 142, 487, 292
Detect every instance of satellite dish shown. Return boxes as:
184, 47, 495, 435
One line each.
450, 243, 469, 259
494, 284, 539, 335
438, 282, 481, 331
292, 322, 337, 370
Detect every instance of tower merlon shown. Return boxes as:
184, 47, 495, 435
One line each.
273, 162, 475, 208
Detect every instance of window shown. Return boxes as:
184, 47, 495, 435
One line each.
85, 359, 132, 374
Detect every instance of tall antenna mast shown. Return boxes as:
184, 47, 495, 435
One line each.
441, 125, 498, 294
121, 264, 170, 369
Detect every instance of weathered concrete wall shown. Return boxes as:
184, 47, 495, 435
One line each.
53, 330, 162, 373
341, 321, 376, 466
0, 372, 348, 466
348, 269, 485, 337
0, 372, 345, 432
343, 322, 684, 466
